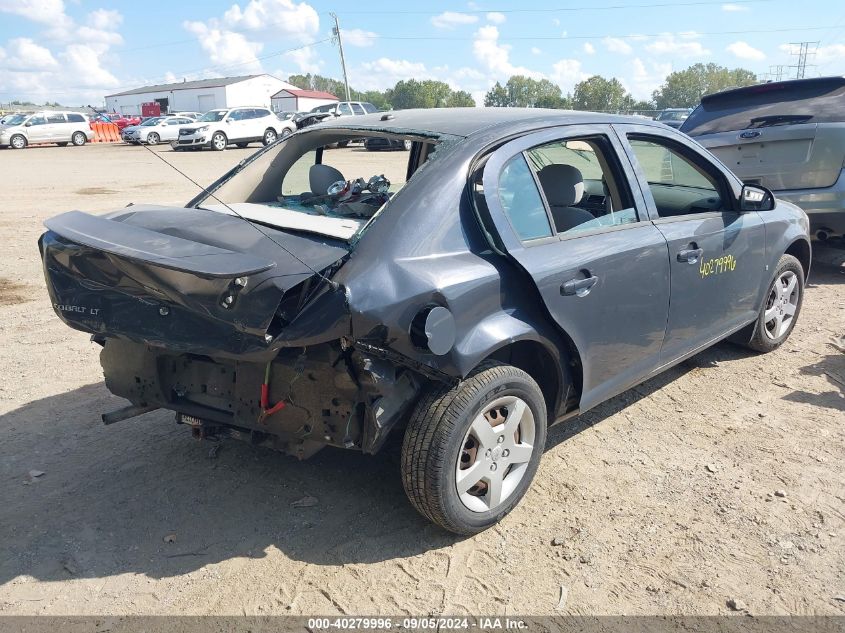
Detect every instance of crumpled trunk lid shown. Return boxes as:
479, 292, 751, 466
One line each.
40, 205, 349, 358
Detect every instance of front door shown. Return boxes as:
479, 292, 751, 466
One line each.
615, 125, 767, 365
481, 125, 671, 411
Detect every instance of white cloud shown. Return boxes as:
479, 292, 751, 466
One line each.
472, 25, 543, 79
603, 37, 633, 55
726, 40, 765, 61
815, 43, 845, 63
184, 21, 264, 74
0, 0, 67, 24
722, 3, 749, 11
0, 2, 124, 104
2, 37, 57, 71
222, 0, 319, 39
583, 42, 596, 55
550, 59, 589, 93
431, 11, 478, 29
284, 46, 322, 73
343, 28, 377, 47
486, 12, 506, 24
624, 57, 672, 101
531, 47, 542, 55
645, 33, 711, 57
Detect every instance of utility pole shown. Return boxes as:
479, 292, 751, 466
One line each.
787, 41, 818, 79
767, 64, 786, 82
331, 12, 351, 102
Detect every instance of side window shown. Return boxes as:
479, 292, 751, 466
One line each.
29, 115, 47, 126
67, 113, 85, 123
626, 136, 724, 217
47, 113, 66, 123
498, 154, 553, 241
338, 103, 352, 115
351, 103, 365, 115
362, 103, 378, 113
228, 110, 243, 121
524, 136, 638, 234
256, 109, 271, 118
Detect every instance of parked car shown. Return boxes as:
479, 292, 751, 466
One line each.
680, 76, 845, 241
93, 113, 141, 130
364, 137, 412, 151
309, 101, 378, 118
0, 111, 94, 149
171, 111, 203, 120
655, 108, 692, 128
122, 115, 197, 145
174, 107, 293, 151
39, 108, 811, 534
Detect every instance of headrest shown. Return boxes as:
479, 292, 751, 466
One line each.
309, 163, 345, 196
537, 164, 584, 207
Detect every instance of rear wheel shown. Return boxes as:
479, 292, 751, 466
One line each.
10, 134, 27, 149
210, 131, 227, 151
262, 128, 277, 145
71, 131, 86, 146
280, 127, 292, 139
740, 254, 804, 353
146, 132, 160, 145
401, 361, 547, 535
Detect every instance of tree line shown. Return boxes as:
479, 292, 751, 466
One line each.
290, 63, 757, 112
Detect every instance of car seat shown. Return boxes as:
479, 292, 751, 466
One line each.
537, 164, 595, 232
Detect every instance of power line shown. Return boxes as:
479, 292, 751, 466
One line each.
333, 0, 773, 14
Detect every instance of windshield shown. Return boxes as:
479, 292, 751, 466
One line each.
3, 114, 28, 126
141, 117, 163, 126
658, 111, 688, 121
199, 110, 227, 122
681, 78, 845, 135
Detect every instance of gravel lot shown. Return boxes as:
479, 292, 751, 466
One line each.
1, 143, 843, 616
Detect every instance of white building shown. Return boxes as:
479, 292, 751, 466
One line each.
105, 74, 296, 116
270, 88, 338, 113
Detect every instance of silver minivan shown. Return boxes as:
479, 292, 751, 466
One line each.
0, 111, 94, 149
681, 76, 845, 240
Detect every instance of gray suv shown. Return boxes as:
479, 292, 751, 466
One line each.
681, 77, 845, 240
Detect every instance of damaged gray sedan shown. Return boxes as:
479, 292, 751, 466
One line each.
40, 108, 811, 534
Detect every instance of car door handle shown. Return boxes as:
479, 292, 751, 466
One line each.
677, 248, 703, 264
561, 275, 599, 297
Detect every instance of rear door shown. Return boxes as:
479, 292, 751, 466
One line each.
481, 125, 671, 410
681, 77, 845, 191
615, 124, 768, 365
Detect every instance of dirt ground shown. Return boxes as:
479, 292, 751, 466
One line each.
0, 143, 843, 616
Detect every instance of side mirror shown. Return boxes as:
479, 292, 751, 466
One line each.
740, 184, 775, 212
24, 122, 32, 127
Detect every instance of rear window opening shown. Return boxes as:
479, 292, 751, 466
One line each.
680, 77, 845, 135
194, 131, 440, 241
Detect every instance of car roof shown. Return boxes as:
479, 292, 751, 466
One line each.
312, 107, 656, 138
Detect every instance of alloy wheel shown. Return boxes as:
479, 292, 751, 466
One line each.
764, 270, 799, 339
455, 395, 536, 513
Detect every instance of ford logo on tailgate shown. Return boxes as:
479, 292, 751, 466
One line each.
740, 130, 761, 139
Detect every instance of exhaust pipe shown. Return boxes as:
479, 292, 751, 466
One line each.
814, 228, 832, 241
102, 404, 159, 425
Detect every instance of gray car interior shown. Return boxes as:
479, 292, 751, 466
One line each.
537, 165, 595, 232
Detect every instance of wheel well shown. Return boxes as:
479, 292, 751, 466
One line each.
785, 238, 811, 279
486, 338, 582, 420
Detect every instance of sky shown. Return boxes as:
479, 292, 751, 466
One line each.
1, 0, 844, 107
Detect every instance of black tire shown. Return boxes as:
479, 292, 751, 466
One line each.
71, 131, 86, 146
10, 134, 27, 150
280, 128, 292, 138
337, 140, 349, 148
737, 254, 804, 353
402, 139, 412, 151
262, 128, 278, 146
401, 361, 547, 535
57, 142, 68, 147
210, 131, 227, 151
236, 142, 249, 148
146, 132, 160, 145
